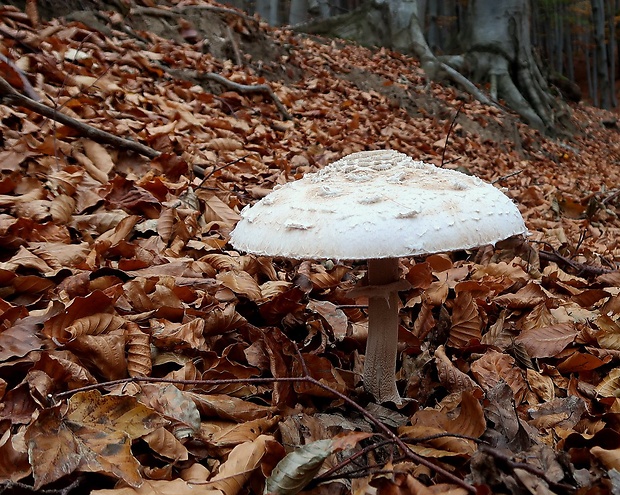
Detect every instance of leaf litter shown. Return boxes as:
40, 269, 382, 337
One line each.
0, 0, 619, 493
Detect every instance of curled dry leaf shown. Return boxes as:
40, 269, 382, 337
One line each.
203, 305, 246, 335
157, 207, 178, 244
92, 478, 224, 495
307, 300, 348, 340
207, 137, 244, 151
143, 427, 189, 462
188, 392, 276, 422
434, 345, 481, 394
201, 417, 282, 449
139, 383, 201, 439
68, 330, 128, 380
448, 291, 482, 348
49, 194, 76, 224
65, 313, 126, 340
152, 318, 206, 350
209, 434, 272, 495
217, 270, 262, 300
125, 322, 152, 378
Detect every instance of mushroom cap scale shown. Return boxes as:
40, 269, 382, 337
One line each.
230, 150, 527, 260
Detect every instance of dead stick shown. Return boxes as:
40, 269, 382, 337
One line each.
538, 249, 615, 276
54, 373, 476, 492
0, 75, 160, 159
202, 72, 292, 120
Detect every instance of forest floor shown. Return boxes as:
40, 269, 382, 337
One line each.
1, 1, 620, 494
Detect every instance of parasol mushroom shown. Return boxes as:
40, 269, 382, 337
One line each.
229, 150, 527, 403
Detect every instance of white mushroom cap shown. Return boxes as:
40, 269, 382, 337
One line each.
230, 150, 526, 260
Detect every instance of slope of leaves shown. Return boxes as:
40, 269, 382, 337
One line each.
1, 1, 620, 494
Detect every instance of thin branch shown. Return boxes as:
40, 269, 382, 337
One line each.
440, 102, 463, 168
0, 75, 160, 159
492, 169, 523, 184
53, 350, 476, 493
197, 154, 251, 188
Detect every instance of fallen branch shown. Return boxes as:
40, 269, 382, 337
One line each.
0, 75, 160, 159
538, 248, 616, 276
162, 65, 293, 120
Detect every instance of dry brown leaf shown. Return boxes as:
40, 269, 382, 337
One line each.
151, 318, 206, 349
470, 350, 528, 404
217, 270, 262, 300
207, 137, 244, 151
448, 291, 482, 348
204, 194, 241, 228
188, 393, 276, 422
400, 392, 485, 456
138, 383, 201, 437
68, 331, 128, 380
493, 282, 547, 309
307, 300, 348, 340
515, 323, 579, 358
26, 390, 163, 489
143, 427, 189, 461
200, 417, 281, 448
208, 434, 271, 494
49, 194, 76, 224
65, 313, 126, 339
203, 305, 246, 336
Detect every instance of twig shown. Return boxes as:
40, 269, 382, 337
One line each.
311, 438, 396, 484
601, 189, 620, 205
440, 102, 463, 168
226, 25, 243, 66
196, 154, 251, 188
0, 75, 160, 159
0, 53, 40, 100
131, 4, 259, 25
492, 169, 523, 184
53, 351, 476, 493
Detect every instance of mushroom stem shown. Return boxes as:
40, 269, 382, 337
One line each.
364, 257, 402, 404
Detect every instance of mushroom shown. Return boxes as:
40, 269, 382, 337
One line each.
229, 150, 526, 403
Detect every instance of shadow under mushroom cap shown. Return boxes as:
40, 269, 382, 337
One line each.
230, 150, 527, 260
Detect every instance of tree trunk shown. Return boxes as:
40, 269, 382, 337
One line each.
296, 0, 571, 134
289, 0, 309, 24
592, 0, 611, 108
459, 0, 567, 131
